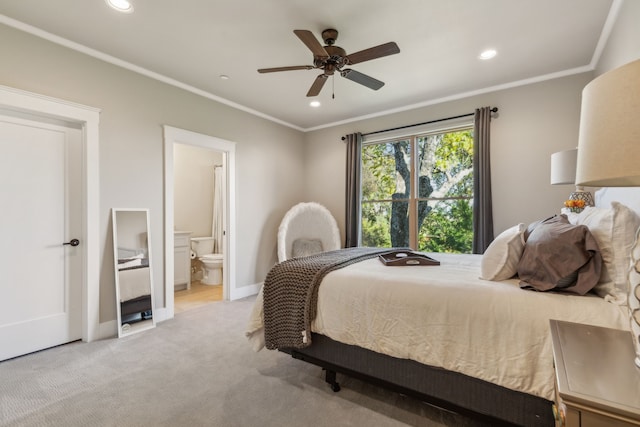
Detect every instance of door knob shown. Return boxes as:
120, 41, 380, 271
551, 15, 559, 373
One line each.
63, 239, 80, 247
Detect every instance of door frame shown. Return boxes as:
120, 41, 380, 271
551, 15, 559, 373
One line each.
0, 84, 101, 343
162, 125, 237, 319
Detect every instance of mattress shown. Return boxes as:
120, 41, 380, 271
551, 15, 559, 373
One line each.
247, 252, 628, 401
117, 265, 151, 302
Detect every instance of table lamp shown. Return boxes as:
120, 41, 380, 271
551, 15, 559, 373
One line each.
550, 148, 594, 212
575, 58, 640, 368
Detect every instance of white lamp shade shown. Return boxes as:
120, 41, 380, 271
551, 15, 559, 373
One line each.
576, 59, 640, 186
550, 149, 577, 185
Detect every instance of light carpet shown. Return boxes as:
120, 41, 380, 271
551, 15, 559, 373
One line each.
0, 297, 492, 427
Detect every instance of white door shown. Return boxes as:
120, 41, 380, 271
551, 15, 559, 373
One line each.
0, 114, 82, 361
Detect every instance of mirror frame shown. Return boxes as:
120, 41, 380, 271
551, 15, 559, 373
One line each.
112, 208, 155, 337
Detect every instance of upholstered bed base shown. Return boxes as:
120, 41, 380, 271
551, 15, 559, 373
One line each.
283, 333, 554, 427
120, 294, 152, 318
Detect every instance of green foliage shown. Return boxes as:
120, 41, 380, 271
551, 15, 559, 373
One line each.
361, 203, 392, 248
362, 140, 408, 201
360, 129, 474, 253
418, 199, 473, 253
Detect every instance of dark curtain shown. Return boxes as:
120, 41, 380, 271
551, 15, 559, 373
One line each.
344, 132, 362, 248
472, 107, 494, 254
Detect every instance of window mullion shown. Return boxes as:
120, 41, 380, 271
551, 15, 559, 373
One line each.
409, 136, 417, 249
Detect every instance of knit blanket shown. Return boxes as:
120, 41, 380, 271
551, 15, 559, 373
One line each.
263, 247, 393, 350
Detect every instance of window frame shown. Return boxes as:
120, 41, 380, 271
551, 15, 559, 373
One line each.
360, 121, 474, 251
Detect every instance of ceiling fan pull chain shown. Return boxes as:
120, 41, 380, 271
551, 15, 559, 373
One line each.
332, 75, 335, 99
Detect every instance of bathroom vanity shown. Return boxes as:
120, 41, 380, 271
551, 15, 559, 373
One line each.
174, 231, 192, 290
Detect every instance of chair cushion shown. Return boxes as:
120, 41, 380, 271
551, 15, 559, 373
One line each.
291, 238, 324, 258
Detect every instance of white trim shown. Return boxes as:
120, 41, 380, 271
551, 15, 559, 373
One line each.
590, 0, 624, 69
233, 283, 262, 300
0, 6, 612, 134
362, 119, 474, 145
306, 65, 593, 132
162, 126, 238, 321
0, 84, 101, 343
0, 15, 303, 132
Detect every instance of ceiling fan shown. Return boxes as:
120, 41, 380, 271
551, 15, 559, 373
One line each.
258, 29, 400, 97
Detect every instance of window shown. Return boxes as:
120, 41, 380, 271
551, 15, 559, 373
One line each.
360, 126, 474, 253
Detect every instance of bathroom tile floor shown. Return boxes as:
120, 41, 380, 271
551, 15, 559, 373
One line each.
174, 280, 222, 314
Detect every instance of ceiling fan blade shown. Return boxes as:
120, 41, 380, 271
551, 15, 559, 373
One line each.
306, 74, 328, 97
294, 30, 329, 59
346, 41, 400, 65
341, 69, 385, 90
258, 65, 314, 73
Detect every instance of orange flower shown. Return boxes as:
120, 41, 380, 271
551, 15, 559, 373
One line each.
564, 200, 575, 208
574, 199, 585, 208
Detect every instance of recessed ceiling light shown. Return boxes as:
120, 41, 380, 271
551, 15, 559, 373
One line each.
479, 49, 497, 60
310, 100, 321, 108
219, 75, 230, 80
106, 0, 133, 13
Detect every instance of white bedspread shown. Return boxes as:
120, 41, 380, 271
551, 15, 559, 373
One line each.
118, 266, 151, 302
246, 252, 628, 401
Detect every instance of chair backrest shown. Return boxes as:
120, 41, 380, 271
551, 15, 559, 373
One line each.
277, 202, 341, 262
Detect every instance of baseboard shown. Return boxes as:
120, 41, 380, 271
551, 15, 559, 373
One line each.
154, 307, 170, 323
230, 282, 261, 300
98, 319, 118, 340
96, 285, 260, 340
98, 308, 171, 339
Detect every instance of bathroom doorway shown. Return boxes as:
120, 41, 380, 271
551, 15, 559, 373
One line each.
163, 126, 236, 320
173, 144, 224, 313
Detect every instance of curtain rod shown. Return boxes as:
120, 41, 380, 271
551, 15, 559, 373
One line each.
341, 107, 498, 140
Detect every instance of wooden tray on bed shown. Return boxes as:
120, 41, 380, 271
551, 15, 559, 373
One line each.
378, 250, 440, 266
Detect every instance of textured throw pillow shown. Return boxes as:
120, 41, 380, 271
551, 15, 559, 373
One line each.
523, 215, 556, 242
480, 223, 526, 281
517, 215, 602, 295
567, 203, 640, 303
291, 238, 323, 258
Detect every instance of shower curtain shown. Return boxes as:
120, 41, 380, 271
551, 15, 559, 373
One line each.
212, 165, 223, 254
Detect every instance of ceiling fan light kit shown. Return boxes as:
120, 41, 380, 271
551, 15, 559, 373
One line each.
258, 29, 400, 97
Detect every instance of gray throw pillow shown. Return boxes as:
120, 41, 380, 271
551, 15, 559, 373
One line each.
517, 215, 602, 295
292, 238, 323, 258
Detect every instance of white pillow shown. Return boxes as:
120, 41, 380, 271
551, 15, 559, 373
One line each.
568, 202, 640, 304
480, 223, 526, 281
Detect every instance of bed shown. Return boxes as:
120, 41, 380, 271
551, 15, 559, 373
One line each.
117, 249, 152, 320
246, 188, 640, 426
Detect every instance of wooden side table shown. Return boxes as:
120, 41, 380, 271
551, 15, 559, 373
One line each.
550, 320, 640, 427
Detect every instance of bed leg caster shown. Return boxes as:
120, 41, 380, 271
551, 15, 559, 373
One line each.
324, 369, 341, 392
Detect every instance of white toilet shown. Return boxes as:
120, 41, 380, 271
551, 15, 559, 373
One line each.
190, 237, 223, 285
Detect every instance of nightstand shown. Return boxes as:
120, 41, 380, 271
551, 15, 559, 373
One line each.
550, 320, 640, 427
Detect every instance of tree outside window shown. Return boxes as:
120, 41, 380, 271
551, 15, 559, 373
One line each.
360, 128, 474, 253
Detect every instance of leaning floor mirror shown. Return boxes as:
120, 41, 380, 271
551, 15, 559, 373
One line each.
112, 208, 155, 337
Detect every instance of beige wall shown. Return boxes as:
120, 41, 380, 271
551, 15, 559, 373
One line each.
0, 23, 306, 322
304, 73, 592, 238
173, 144, 223, 238
1, 1, 638, 324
